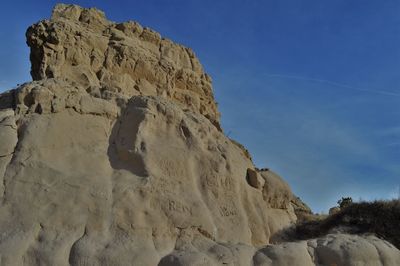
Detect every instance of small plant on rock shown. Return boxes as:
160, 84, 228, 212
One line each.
337, 197, 353, 209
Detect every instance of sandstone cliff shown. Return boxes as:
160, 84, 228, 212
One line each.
0, 4, 399, 266
26, 4, 220, 129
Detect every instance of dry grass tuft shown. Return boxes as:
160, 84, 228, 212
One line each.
293, 199, 400, 248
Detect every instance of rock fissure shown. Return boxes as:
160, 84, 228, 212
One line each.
68, 226, 87, 265
26, 4, 221, 128
0, 152, 14, 159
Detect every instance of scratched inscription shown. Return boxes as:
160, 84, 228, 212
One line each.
204, 173, 233, 189
158, 158, 187, 178
219, 205, 237, 217
168, 200, 193, 215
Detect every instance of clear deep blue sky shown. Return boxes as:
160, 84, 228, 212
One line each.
1, 1, 399, 212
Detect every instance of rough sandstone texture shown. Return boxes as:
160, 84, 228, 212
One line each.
26, 3, 220, 129
0, 3, 399, 266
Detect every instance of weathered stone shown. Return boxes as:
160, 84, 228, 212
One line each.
246, 168, 264, 189
0, 3, 399, 265
26, 4, 220, 128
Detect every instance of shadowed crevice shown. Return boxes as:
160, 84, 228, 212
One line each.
107, 97, 149, 177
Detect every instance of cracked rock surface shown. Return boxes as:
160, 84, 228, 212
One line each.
0, 3, 399, 266
26, 3, 220, 129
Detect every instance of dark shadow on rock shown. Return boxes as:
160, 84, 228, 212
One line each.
107, 97, 149, 177
269, 225, 297, 244
158, 254, 182, 266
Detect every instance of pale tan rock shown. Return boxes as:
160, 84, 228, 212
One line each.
291, 195, 313, 215
259, 169, 293, 209
246, 168, 264, 189
155, 233, 400, 266
0, 110, 17, 156
0, 109, 17, 197
254, 241, 314, 266
253, 233, 400, 266
0, 85, 297, 264
26, 3, 220, 128
0, 3, 399, 265
310, 234, 400, 266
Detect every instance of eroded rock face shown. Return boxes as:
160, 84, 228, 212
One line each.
26, 3, 220, 128
0, 109, 18, 196
0, 3, 399, 266
0, 84, 298, 264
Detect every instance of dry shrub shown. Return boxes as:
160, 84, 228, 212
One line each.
294, 199, 400, 249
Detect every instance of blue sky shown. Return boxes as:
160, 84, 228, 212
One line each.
1, 0, 399, 212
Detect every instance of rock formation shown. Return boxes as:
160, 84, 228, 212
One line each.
0, 3, 399, 265
26, 4, 220, 129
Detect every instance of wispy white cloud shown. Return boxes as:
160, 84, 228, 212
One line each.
378, 126, 400, 136
263, 73, 400, 97
386, 142, 400, 147
235, 106, 383, 212
297, 112, 375, 157
218, 71, 399, 213
375, 127, 400, 148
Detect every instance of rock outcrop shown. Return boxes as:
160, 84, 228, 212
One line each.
0, 3, 399, 266
26, 3, 220, 129
158, 233, 400, 266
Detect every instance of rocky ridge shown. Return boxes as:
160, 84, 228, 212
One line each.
0, 4, 399, 266
26, 3, 220, 129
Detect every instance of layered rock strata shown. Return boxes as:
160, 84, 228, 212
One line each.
26, 3, 220, 129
